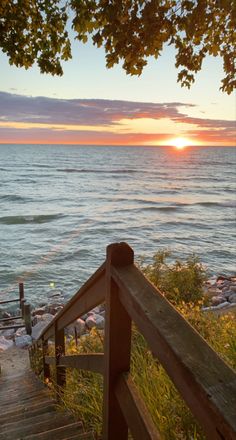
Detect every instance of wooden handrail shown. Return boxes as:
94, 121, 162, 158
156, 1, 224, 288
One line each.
30, 242, 236, 440
0, 283, 31, 334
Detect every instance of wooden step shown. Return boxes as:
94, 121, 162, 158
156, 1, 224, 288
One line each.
23, 422, 84, 440
0, 356, 96, 440
66, 433, 96, 439
0, 399, 56, 419
1, 394, 53, 413
0, 410, 76, 433
0, 413, 78, 439
0, 403, 56, 424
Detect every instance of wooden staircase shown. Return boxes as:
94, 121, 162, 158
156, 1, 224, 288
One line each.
0, 365, 94, 439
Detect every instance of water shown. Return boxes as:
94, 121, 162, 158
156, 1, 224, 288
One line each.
0, 144, 235, 305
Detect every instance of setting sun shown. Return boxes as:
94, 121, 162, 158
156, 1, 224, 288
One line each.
170, 137, 191, 149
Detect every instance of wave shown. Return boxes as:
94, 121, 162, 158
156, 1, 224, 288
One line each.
142, 205, 181, 212
194, 201, 236, 208
57, 168, 137, 174
0, 194, 28, 202
0, 213, 63, 225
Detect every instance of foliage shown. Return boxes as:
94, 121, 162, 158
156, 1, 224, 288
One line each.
1, 1, 235, 93
141, 249, 207, 304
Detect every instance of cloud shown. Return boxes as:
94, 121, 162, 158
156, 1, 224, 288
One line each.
0, 91, 235, 145
0, 91, 193, 126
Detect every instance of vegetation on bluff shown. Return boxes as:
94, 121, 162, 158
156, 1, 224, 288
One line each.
32, 251, 236, 439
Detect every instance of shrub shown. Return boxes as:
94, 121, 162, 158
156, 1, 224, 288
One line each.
141, 250, 208, 304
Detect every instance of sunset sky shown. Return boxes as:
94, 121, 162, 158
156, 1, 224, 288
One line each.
0, 39, 235, 146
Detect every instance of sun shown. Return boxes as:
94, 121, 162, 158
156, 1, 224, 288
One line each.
170, 137, 190, 150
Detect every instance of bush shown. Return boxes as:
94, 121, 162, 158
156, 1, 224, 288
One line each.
141, 250, 207, 304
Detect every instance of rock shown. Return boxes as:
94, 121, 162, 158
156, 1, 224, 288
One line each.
86, 314, 105, 330
45, 304, 63, 315
228, 293, 236, 304
210, 296, 224, 306
229, 285, 236, 293
2, 311, 11, 319
0, 328, 15, 339
67, 318, 86, 337
204, 287, 222, 300
31, 314, 54, 340
41, 313, 54, 322
15, 335, 32, 348
206, 276, 217, 286
81, 314, 89, 321
48, 289, 63, 298
91, 306, 101, 314
0, 336, 14, 351
32, 307, 46, 317
15, 327, 27, 337
217, 275, 231, 282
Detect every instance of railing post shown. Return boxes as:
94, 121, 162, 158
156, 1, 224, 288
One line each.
42, 337, 50, 382
55, 322, 66, 395
103, 242, 134, 440
19, 282, 24, 314
24, 303, 32, 335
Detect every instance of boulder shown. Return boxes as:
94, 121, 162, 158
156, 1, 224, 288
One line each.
41, 313, 54, 322
15, 327, 27, 337
45, 304, 63, 315
228, 293, 236, 304
31, 314, 54, 340
0, 328, 15, 339
15, 335, 32, 348
0, 336, 14, 351
2, 311, 11, 319
66, 318, 86, 337
32, 307, 46, 317
211, 296, 224, 306
86, 314, 105, 330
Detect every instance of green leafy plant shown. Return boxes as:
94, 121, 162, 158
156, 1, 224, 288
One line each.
141, 249, 207, 304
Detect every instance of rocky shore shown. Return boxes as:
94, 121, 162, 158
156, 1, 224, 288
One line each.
0, 274, 235, 352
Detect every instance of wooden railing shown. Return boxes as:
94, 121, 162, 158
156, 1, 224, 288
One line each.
0, 282, 32, 334
29, 243, 236, 440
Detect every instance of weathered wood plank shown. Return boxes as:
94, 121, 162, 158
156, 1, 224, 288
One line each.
42, 337, 51, 381
22, 422, 83, 440
103, 243, 133, 440
55, 325, 66, 389
45, 356, 56, 366
24, 303, 32, 335
59, 354, 104, 374
0, 298, 20, 305
112, 262, 236, 440
0, 324, 25, 330
0, 315, 23, 322
115, 372, 161, 440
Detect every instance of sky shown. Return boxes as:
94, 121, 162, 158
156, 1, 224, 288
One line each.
0, 37, 235, 146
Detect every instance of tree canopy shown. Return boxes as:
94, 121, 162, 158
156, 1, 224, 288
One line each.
0, 0, 235, 93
